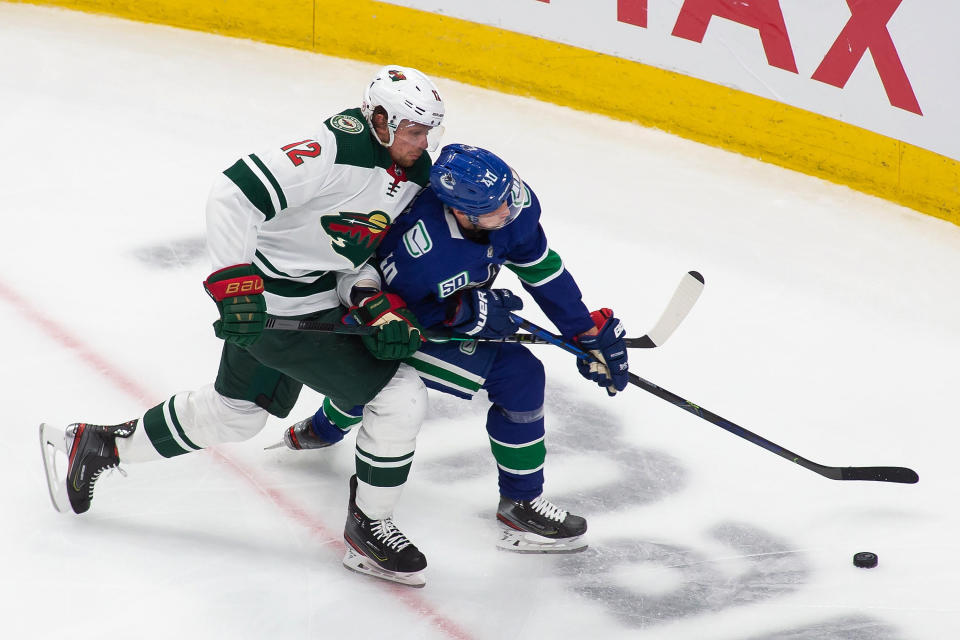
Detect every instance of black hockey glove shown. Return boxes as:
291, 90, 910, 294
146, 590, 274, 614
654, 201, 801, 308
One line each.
203, 264, 267, 348
445, 288, 523, 339
574, 308, 629, 396
345, 292, 424, 360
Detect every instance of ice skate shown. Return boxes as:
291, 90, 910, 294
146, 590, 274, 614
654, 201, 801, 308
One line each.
264, 410, 350, 451
496, 495, 588, 553
265, 415, 348, 451
39, 421, 135, 514
342, 475, 427, 587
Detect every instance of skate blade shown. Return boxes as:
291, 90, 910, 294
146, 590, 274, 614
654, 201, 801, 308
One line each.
38, 423, 72, 514
496, 528, 588, 554
342, 547, 426, 588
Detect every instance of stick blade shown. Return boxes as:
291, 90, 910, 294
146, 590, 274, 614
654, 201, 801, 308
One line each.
839, 466, 919, 484
624, 335, 656, 348
642, 270, 705, 347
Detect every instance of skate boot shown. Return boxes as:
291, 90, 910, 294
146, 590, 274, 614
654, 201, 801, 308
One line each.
39, 420, 136, 514
342, 475, 427, 587
278, 416, 340, 450
496, 495, 588, 553
265, 404, 357, 451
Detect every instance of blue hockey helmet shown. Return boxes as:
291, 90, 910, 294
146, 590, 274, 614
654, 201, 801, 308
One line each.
429, 144, 524, 229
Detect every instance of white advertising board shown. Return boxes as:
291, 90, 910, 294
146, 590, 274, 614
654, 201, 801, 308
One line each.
383, 0, 960, 161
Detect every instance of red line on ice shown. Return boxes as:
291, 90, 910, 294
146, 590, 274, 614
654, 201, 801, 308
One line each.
1, 279, 474, 640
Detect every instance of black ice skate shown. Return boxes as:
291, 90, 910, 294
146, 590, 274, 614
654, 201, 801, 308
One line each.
342, 475, 427, 587
279, 416, 337, 450
264, 416, 346, 451
39, 421, 135, 514
496, 495, 588, 553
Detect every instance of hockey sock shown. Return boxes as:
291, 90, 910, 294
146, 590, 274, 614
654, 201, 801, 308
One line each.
313, 398, 363, 443
486, 403, 546, 501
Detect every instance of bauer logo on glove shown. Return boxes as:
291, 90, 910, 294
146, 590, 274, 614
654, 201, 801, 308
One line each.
575, 308, 629, 396
202, 264, 267, 347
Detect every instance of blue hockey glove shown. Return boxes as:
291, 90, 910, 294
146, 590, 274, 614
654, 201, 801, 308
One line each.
574, 308, 629, 396
445, 288, 523, 339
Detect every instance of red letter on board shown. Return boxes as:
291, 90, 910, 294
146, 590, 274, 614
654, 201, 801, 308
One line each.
672, 0, 798, 73
812, 0, 920, 115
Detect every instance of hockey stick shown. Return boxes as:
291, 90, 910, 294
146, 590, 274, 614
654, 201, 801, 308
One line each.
267, 317, 518, 343
264, 270, 705, 348
265, 317, 506, 344
510, 313, 919, 485
626, 270, 704, 348
265, 319, 668, 347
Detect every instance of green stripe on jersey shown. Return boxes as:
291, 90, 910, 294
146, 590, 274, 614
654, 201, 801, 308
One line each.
254, 250, 329, 279
249, 154, 287, 211
404, 353, 483, 395
489, 436, 546, 474
223, 159, 275, 220
506, 249, 564, 286
254, 267, 337, 298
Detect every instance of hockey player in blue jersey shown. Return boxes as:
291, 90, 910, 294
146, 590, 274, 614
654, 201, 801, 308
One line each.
280, 143, 629, 553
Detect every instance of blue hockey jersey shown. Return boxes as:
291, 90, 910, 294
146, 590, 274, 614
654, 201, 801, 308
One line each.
376, 183, 595, 339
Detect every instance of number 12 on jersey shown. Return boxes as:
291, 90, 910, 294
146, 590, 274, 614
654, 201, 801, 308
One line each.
282, 139, 322, 166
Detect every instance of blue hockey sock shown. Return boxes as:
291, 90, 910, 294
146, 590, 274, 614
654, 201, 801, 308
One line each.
312, 399, 362, 444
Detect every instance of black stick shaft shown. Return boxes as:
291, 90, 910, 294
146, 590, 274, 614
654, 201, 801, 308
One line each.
509, 314, 919, 484
265, 316, 659, 348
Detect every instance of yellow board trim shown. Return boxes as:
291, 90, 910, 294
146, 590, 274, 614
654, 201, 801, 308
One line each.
12, 0, 959, 225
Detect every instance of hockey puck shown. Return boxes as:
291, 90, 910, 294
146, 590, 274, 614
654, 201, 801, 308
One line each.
853, 552, 878, 568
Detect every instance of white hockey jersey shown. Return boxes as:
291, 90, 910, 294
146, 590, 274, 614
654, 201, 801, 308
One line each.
205, 108, 431, 316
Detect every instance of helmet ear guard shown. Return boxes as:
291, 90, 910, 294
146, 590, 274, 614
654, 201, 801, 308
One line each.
361, 65, 445, 150
429, 144, 524, 230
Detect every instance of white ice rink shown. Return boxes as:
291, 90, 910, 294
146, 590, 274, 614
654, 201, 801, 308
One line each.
2, 4, 959, 639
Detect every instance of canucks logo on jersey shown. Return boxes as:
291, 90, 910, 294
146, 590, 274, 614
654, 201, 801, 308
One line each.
321, 211, 391, 267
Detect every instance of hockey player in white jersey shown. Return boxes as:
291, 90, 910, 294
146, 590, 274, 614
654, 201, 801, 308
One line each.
39, 65, 445, 587
279, 144, 630, 554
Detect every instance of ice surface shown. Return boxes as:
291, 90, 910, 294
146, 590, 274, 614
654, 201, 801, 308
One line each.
1, 4, 958, 639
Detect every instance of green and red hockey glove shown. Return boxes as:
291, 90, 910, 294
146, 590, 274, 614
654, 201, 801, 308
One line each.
203, 264, 267, 348
345, 292, 424, 360
574, 308, 629, 396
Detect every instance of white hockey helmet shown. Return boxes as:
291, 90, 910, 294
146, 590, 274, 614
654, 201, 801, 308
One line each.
361, 65, 445, 151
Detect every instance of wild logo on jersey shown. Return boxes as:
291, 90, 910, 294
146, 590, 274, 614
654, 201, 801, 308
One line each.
321, 211, 391, 267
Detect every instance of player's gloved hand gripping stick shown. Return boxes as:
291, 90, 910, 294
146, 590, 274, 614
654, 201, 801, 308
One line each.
444, 288, 523, 339
574, 308, 629, 396
344, 292, 425, 360
203, 264, 267, 347
509, 312, 919, 485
